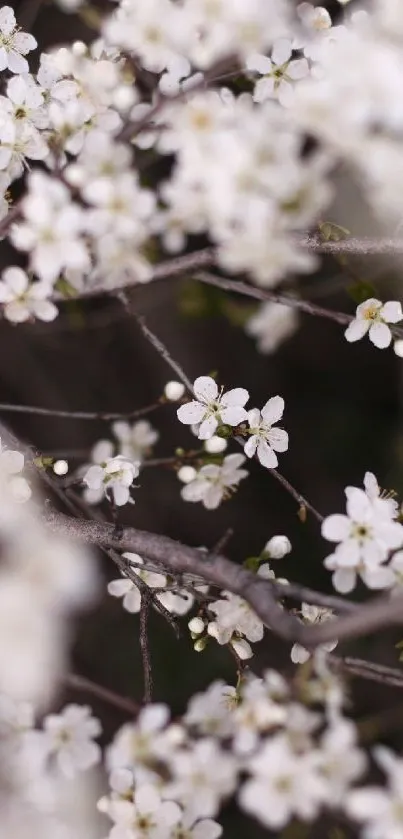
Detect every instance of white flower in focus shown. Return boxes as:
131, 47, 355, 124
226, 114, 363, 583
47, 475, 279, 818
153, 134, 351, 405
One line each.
108, 553, 166, 613
0, 267, 57, 323
1, 74, 47, 130
112, 420, 159, 462
244, 396, 288, 468
322, 485, 403, 593
177, 376, 249, 440
0, 6, 37, 74
246, 302, 299, 354
42, 704, 101, 778
180, 453, 248, 509
239, 734, 326, 829
346, 747, 403, 839
290, 604, 337, 665
164, 738, 237, 821
247, 41, 309, 107
83, 456, 139, 506
345, 298, 402, 349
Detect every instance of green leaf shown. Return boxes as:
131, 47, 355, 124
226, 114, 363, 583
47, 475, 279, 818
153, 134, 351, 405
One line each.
318, 221, 350, 242
348, 281, 377, 304
54, 277, 78, 299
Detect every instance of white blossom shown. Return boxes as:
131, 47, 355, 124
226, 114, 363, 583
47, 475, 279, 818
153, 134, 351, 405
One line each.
164, 381, 186, 401
290, 604, 337, 665
112, 420, 159, 463
0, 267, 57, 323
184, 681, 237, 738
347, 747, 403, 839
345, 299, 403, 349
0, 7, 37, 74
42, 704, 101, 778
247, 41, 309, 108
108, 553, 166, 614
246, 302, 299, 354
164, 738, 238, 821
107, 785, 181, 839
322, 484, 403, 593
244, 396, 288, 468
83, 456, 139, 506
264, 535, 292, 559
177, 376, 249, 440
180, 453, 248, 509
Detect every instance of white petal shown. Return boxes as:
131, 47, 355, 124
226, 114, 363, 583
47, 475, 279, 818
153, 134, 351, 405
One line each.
221, 387, 249, 408
246, 53, 272, 74
253, 77, 275, 102
198, 415, 218, 439
7, 51, 29, 75
321, 514, 351, 543
287, 58, 309, 80
244, 436, 257, 459
2, 267, 28, 295
192, 820, 222, 839
344, 319, 369, 343
369, 321, 392, 349
4, 301, 28, 323
0, 7, 16, 37
31, 299, 58, 322
220, 405, 247, 426
381, 300, 403, 323
346, 789, 390, 821
177, 401, 205, 425
108, 579, 132, 597
112, 484, 130, 506
135, 785, 161, 814
267, 427, 288, 452
346, 488, 372, 522
193, 376, 218, 403
261, 396, 284, 425
181, 480, 208, 503
83, 465, 103, 489
272, 38, 292, 65
12, 32, 37, 55
361, 566, 395, 590
257, 440, 278, 468
332, 568, 356, 593
291, 643, 310, 664
204, 485, 223, 509
247, 408, 261, 427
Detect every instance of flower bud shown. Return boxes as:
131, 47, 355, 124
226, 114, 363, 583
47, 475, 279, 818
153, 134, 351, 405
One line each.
53, 459, 69, 476
177, 466, 197, 484
194, 637, 208, 652
264, 535, 291, 559
164, 381, 186, 401
204, 436, 227, 454
188, 616, 205, 635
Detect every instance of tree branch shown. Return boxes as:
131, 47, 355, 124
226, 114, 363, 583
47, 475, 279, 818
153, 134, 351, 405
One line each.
0, 400, 163, 422
43, 507, 403, 648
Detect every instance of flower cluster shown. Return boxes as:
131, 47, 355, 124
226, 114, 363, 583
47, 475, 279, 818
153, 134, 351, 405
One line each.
322, 471, 403, 593
177, 376, 289, 469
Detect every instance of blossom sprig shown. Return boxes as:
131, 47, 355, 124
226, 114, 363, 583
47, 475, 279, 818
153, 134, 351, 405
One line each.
177, 375, 249, 440
83, 455, 139, 506
345, 298, 403, 349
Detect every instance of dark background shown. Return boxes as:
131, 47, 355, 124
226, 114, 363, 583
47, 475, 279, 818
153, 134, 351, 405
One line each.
6, 1, 403, 836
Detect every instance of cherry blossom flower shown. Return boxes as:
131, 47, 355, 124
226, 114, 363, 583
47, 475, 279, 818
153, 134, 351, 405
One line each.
177, 376, 249, 440
246, 302, 299, 354
0, 7, 37, 74
112, 420, 159, 463
239, 734, 327, 829
106, 784, 182, 839
346, 747, 403, 839
42, 704, 101, 778
180, 453, 248, 509
83, 456, 139, 506
164, 738, 238, 821
108, 553, 167, 613
247, 40, 309, 107
184, 681, 237, 738
290, 604, 337, 665
345, 298, 403, 349
322, 485, 403, 593
207, 583, 265, 648
0, 267, 57, 324
244, 396, 288, 468
0, 75, 48, 131
318, 716, 366, 806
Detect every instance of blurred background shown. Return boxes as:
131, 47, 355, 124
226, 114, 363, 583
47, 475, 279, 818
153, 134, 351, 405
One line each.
5, 1, 403, 836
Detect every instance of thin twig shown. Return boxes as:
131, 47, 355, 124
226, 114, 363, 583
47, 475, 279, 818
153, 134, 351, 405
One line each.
0, 400, 163, 422
133, 313, 194, 392
333, 656, 403, 690
213, 528, 234, 554
271, 469, 324, 523
65, 673, 140, 715
139, 600, 153, 703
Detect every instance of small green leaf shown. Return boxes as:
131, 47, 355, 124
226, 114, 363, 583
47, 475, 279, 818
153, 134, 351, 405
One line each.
54, 277, 78, 299
318, 221, 350, 242
348, 281, 376, 304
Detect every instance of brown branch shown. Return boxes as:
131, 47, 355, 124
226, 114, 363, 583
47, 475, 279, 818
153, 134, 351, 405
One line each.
271, 469, 324, 523
65, 673, 140, 715
0, 400, 163, 422
43, 507, 403, 648
333, 656, 403, 690
133, 313, 194, 392
139, 600, 153, 703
